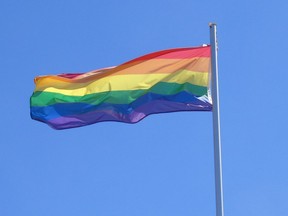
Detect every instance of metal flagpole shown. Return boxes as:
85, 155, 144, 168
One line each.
209, 23, 224, 216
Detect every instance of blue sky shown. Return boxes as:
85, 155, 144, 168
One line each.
1, 0, 288, 215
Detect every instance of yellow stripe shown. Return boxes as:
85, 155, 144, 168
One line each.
36, 70, 209, 96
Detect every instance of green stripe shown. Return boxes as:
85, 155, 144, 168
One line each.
31, 82, 208, 106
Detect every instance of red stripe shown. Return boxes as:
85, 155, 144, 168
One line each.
51, 46, 210, 81
122, 46, 210, 65
58, 73, 84, 79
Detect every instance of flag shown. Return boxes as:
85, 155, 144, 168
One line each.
30, 45, 212, 129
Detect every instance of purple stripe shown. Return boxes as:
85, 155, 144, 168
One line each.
46, 99, 211, 129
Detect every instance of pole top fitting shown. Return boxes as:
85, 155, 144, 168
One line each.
209, 23, 217, 27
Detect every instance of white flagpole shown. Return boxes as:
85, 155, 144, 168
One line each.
209, 23, 224, 216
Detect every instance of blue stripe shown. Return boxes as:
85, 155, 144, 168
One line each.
31, 91, 212, 123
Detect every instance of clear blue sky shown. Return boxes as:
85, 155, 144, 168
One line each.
1, 0, 287, 215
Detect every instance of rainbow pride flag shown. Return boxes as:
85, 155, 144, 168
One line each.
30, 45, 212, 129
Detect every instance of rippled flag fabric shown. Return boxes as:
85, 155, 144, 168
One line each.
30, 45, 212, 129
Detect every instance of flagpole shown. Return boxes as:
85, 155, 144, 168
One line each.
209, 23, 224, 216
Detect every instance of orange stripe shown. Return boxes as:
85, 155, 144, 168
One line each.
35, 57, 210, 84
